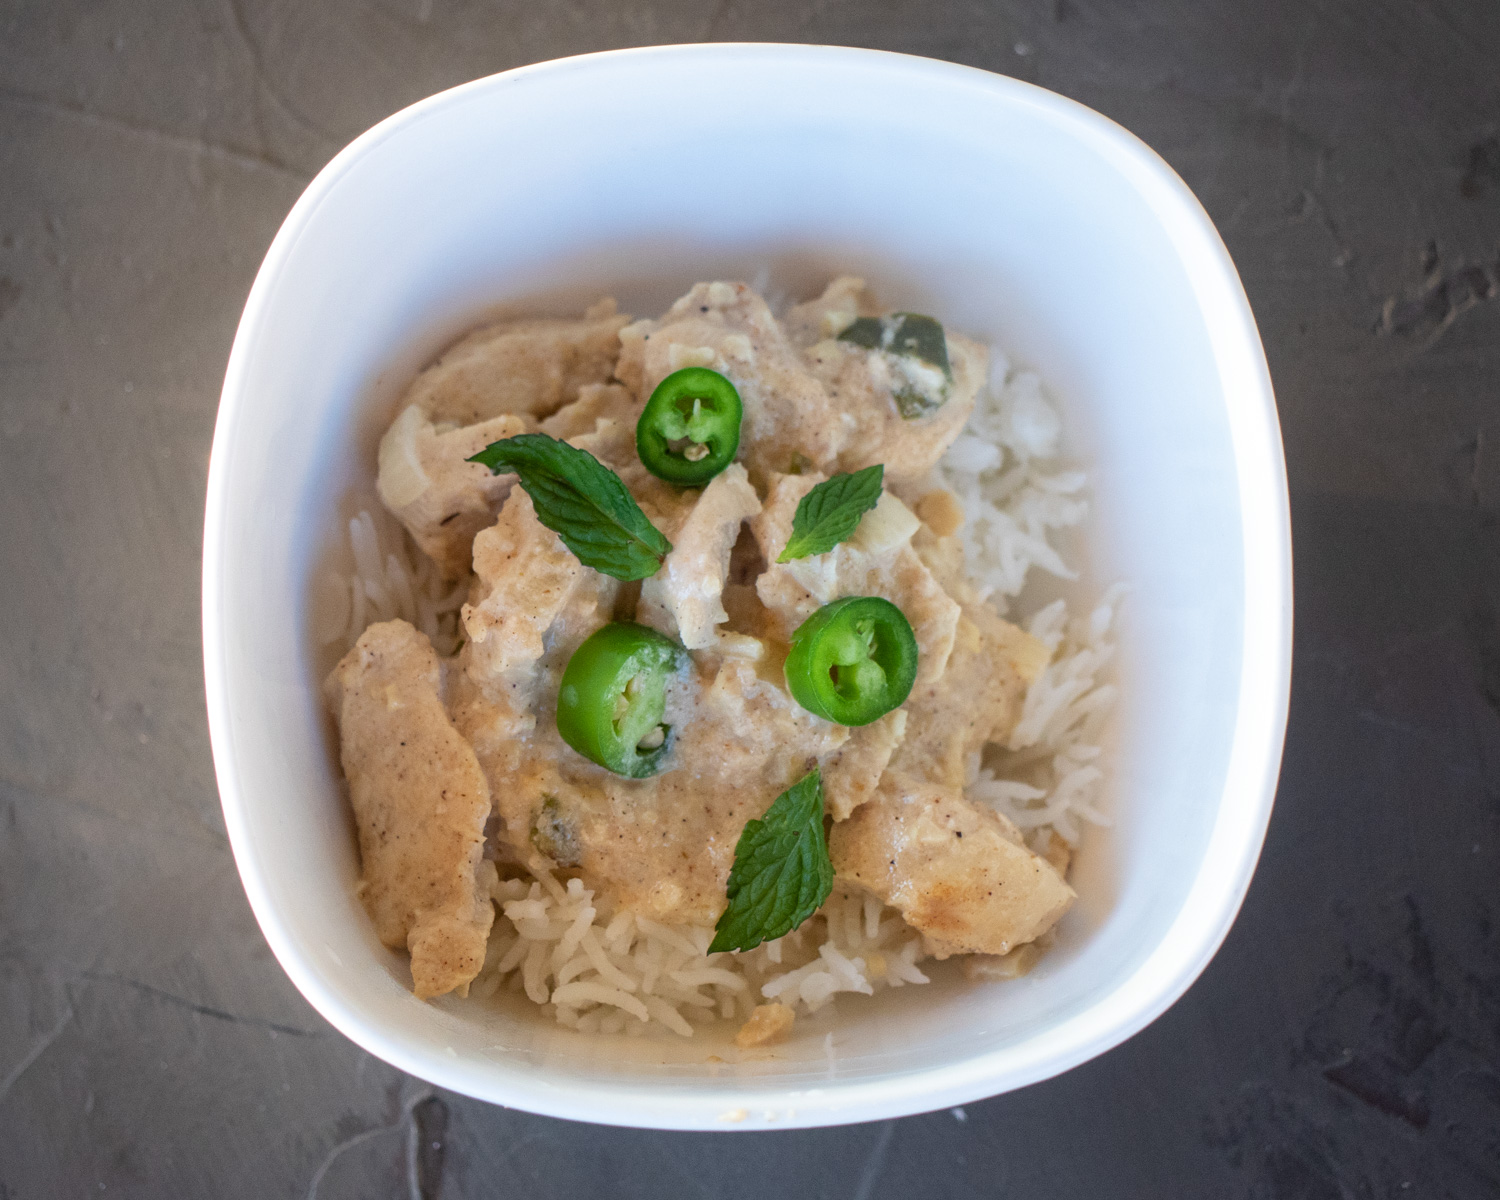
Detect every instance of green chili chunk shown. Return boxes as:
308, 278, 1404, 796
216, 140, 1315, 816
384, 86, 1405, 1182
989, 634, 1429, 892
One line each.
636, 367, 743, 485
783, 596, 918, 727
838, 312, 953, 419
557, 623, 685, 778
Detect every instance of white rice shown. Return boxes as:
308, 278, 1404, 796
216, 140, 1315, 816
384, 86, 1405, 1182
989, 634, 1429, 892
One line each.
934, 351, 1121, 849
322, 350, 1120, 1036
318, 506, 466, 656
464, 874, 927, 1037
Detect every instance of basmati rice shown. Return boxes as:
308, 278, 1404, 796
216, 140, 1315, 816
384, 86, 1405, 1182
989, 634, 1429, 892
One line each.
319, 506, 466, 657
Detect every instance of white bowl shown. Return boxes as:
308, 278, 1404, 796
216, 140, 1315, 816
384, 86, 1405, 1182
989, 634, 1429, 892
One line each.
202, 43, 1290, 1130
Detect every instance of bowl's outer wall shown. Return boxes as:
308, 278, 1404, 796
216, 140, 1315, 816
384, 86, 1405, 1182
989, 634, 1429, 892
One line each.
203, 44, 1289, 1129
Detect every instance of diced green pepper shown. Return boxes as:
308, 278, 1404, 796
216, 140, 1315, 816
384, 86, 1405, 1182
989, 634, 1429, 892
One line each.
887, 313, 950, 376
838, 312, 953, 419
530, 794, 581, 867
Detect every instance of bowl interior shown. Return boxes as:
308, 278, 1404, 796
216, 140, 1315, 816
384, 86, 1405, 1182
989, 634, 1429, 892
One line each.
205, 45, 1284, 1128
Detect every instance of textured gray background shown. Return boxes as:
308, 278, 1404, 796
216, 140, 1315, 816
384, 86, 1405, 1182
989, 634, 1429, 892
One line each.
2, 1, 1498, 1196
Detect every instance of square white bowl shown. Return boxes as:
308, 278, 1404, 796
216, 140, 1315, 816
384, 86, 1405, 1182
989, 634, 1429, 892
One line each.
202, 43, 1290, 1130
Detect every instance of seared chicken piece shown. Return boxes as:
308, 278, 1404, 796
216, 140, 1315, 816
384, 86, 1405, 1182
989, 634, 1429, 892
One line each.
324, 620, 497, 999
785, 277, 985, 485
751, 472, 960, 688
376, 406, 528, 579
408, 299, 630, 426
821, 709, 908, 821
829, 774, 1074, 958
637, 464, 762, 649
890, 600, 1049, 789
615, 281, 850, 480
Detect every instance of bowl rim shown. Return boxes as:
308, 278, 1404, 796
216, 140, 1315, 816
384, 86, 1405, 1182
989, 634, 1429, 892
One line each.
202, 41, 1291, 1130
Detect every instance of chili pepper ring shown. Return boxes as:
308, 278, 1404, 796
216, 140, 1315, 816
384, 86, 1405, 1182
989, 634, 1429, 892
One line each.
557, 622, 686, 778
636, 367, 743, 485
784, 596, 919, 726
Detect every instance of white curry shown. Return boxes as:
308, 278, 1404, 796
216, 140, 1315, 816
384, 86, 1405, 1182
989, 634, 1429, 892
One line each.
326, 279, 1075, 1003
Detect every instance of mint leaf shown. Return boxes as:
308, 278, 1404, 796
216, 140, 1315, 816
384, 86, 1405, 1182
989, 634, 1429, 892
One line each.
468, 434, 671, 581
708, 769, 833, 954
777, 465, 885, 563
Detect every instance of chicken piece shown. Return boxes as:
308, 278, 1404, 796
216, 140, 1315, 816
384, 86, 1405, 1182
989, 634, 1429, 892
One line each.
407, 299, 630, 426
637, 464, 762, 649
460, 489, 586, 695
735, 1003, 796, 1048
822, 709, 908, 821
889, 600, 1048, 789
615, 281, 849, 481
375, 405, 527, 579
323, 620, 497, 999
451, 483, 619, 753
538, 382, 639, 441
444, 661, 536, 772
829, 774, 1074, 959
566, 410, 638, 472
785, 277, 985, 485
752, 472, 960, 688
907, 524, 971, 603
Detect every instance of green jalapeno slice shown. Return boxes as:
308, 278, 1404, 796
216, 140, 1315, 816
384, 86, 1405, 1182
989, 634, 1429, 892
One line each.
783, 596, 918, 726
557, 623, 686, 778
636, 367, 743, 485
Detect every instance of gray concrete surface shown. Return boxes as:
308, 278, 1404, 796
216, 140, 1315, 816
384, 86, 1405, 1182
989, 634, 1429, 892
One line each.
2, 1, 1498, 1196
